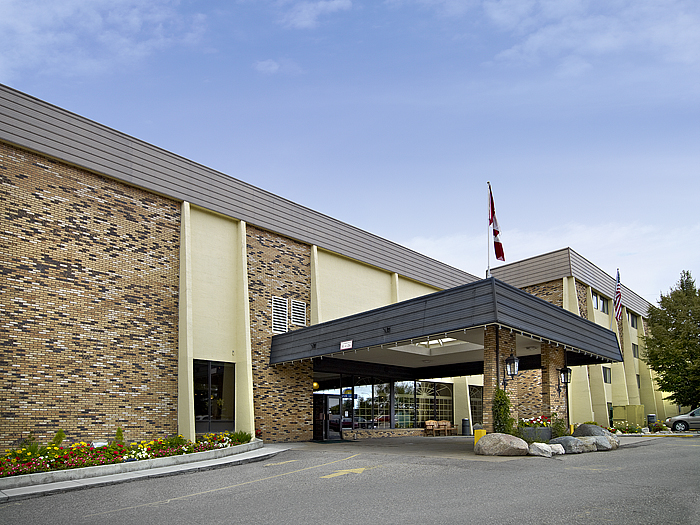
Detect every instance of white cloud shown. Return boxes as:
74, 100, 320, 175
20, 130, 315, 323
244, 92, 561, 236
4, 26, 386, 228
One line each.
0, 0, 206, 81
488, 0, 700, 67
281, 0, 352, 29
254, 58, 303, 74
403, 221, 700, 304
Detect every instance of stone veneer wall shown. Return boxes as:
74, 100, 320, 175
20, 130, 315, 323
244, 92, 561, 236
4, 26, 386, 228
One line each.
0, 142, 180, 448
516, 369, 543, 419
246, 225, 313, 442
541, 344, 567, 418
575, 280, 588, 319
347, 428, 425, 440
522, 280, 563, 307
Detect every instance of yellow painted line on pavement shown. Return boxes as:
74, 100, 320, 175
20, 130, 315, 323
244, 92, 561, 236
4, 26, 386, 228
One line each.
264, 460, 299, 466
84, 454, 361, 518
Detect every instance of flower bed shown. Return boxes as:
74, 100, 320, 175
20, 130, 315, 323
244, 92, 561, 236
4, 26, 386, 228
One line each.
519, 415, 551, 428
1, 430, 251, 479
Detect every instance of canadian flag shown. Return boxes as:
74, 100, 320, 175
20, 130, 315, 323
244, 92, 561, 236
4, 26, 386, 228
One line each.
488, 183, 505, 262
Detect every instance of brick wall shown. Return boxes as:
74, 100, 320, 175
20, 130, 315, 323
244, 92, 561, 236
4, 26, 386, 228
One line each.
246, 225, 313, 442
0, 142, 180, 447
482, 326, 518, 432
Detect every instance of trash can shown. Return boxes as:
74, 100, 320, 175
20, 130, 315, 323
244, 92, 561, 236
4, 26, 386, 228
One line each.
647, 414, 657, 426
462, 418, 471, 436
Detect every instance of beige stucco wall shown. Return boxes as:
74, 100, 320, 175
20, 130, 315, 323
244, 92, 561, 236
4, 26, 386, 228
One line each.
179, 206, 254, 439
312, 248, 440, 323
397, 275, 440, 302
190, 206, 240, 362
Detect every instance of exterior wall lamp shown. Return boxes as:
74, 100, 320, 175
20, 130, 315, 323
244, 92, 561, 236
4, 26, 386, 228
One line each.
556, 367, 572, 395
502, 353, 519, 390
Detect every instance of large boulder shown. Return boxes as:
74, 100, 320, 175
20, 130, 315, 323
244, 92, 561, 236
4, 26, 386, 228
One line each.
549, 444, 566, 455
572, 424, 620, 449
572, 424, 606, 437
577, 435, 613, 451
549, 436, 587, 454
475, 433, 529, 456
528, 442, 553, 457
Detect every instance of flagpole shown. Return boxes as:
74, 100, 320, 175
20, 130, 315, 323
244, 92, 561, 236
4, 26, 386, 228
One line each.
486, 181, 491, 278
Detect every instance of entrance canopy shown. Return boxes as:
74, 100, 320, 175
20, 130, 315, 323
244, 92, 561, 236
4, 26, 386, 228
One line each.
270, 278, 622, 379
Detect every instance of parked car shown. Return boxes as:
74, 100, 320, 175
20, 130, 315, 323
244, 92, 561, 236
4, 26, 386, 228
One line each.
664, 408, 700, 431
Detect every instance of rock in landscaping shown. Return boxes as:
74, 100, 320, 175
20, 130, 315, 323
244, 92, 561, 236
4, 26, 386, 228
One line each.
572, 424, 620, 449
474, 433, 529, 456
549, 436, 587, 453
549, 444, 565, 455
577, 435, 613, 451
572, 424, 606, 437
528, 442, 553, 457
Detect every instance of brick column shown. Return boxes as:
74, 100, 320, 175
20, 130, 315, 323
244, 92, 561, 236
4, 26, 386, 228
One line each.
541, 344, 568, 420
483, 326, 518, 432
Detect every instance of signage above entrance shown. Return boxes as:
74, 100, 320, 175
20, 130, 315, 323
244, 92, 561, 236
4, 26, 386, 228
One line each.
340, 340, 353, 350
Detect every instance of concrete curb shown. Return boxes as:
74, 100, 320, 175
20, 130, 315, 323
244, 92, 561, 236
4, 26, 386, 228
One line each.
0, 440, 287, 502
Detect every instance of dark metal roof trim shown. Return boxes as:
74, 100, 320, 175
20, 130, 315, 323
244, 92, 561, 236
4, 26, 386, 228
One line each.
270, 278, 622, 365
0, 84, 478, 290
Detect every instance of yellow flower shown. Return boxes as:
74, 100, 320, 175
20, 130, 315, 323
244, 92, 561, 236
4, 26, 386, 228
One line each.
27, 452, 31, 456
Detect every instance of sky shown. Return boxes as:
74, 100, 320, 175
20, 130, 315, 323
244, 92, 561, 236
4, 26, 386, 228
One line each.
2, 0, 699, 305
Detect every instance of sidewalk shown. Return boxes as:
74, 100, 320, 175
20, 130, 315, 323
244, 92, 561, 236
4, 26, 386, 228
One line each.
0, 441, 289, 503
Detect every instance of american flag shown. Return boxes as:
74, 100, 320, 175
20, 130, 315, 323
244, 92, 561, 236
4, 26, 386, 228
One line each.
614, 269, 623, 321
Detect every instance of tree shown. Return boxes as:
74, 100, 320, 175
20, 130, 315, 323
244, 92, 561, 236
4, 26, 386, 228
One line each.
644, 271, 700, 408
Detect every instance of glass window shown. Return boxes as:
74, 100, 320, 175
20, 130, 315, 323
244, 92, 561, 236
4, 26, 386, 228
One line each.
628, 312, 638, 329
602, 367, 612, 384
600, 297, 609, 314
394, 381, 416, 428
636, 374, 641, 389
469, 386, 483, 425
353, 376, 375, 428
373, 382, 392, 429
591, 292, 599, 310
632, 343, 639, 358
194, 360, 235, 434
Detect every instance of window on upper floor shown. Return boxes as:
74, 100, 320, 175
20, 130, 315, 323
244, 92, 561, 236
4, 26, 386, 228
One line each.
632, 343, 639, 358
602, 367, 612, 384
628, 311, 638, 329
636, 374, 641, 389
592, 290, 609, 314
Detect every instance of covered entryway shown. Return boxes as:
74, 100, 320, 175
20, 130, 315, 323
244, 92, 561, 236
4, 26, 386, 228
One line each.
272, 278, 622, 436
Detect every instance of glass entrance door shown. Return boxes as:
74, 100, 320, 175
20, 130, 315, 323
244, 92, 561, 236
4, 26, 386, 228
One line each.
312, 394, 341, 440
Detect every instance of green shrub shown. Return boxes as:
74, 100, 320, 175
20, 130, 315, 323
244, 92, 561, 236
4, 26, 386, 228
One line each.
551, 413, 570, 438
114, 427, 124, 445
493, 388, 515, 434
51, 429, 66, 448
582, 421, 598, 426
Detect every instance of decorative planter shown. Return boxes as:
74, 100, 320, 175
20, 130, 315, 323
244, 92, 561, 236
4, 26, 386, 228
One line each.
521, 427, 552, 442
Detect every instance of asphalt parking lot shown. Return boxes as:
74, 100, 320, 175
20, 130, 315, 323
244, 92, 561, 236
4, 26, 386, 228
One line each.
1, 435, 698, 524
